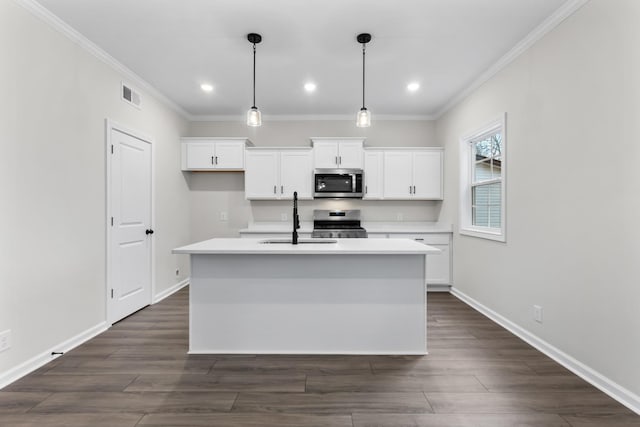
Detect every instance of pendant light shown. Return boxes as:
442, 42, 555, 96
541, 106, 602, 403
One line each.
356, 33, 372, 128
247, 33, 262, 127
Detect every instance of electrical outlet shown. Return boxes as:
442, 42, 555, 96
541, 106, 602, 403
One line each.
396, 213, 403, 221
533, 305, 543, 323
280, 213, 288, 221
0, 330, 11, 353
219, 211, 228, 221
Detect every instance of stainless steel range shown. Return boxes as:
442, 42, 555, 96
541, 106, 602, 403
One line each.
311, 210, 368, 238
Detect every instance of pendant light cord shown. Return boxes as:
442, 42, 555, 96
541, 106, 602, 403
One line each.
362, 44, 366, 109
252, 43, 257, 109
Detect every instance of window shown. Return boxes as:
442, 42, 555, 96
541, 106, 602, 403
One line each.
459, 114, 506, 242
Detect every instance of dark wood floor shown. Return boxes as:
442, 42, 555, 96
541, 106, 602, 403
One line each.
1, 288, 638, 426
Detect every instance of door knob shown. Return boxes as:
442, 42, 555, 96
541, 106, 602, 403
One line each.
145, 229, 155, 235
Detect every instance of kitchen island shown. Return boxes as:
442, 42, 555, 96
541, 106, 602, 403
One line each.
173, 238, 438, 355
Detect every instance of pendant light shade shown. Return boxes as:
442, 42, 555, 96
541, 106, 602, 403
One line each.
247, 107, 261, 127
356, 108, 371, 127
356, 33, 372, 128
247, 33, 262, 127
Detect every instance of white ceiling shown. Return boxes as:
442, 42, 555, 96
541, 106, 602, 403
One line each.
36, 0, 568, 119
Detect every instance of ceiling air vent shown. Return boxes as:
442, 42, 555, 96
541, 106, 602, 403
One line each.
121, 82, 141, 109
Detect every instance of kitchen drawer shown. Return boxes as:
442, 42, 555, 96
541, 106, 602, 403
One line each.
367, 233, 389, 239
388, 233, 450, 245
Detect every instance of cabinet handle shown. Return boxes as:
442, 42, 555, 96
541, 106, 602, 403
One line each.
215, 156, 219, 165
281, 185, 284, 194
339, 156, 342, 165
365, 185, 368, 194
211, 156, 214, 165
335, 156, 338, 165
273, 185, 277, 194
415, 238, 424, 241
413, 185, 416, 194
409, 186, 413, 194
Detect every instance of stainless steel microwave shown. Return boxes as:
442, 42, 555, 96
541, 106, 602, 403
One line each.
313, 169, 364, 199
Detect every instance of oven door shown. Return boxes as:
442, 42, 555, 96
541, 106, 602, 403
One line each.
314, 169, 363, 198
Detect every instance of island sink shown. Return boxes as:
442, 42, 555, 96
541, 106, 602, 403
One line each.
260, 238, 337, 244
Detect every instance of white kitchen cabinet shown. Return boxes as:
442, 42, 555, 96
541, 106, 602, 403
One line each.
244, 150, 279, 199
311, 138, 364, 169
245, 148, 313, 200
383, 148, 443, 200
363, 150, 384, 199
181, 138, 251, 171
389, 233, 451, 285
280, 150, 313, 199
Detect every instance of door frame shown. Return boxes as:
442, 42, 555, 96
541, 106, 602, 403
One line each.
105, 119, 155, 325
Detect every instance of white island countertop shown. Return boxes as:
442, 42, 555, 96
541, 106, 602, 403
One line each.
173, 237, 439, 255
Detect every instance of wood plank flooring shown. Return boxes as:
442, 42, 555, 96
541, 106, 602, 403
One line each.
1, 288, 638, 426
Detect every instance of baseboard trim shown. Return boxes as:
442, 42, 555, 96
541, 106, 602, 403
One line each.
0, 321, 108, 389
189, 350, 429, 356
153, 278, 189, 304
427, 284, 451, 292
450, 287, 640, 415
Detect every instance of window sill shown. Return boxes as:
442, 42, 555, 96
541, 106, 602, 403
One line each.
460, 227, 506, 242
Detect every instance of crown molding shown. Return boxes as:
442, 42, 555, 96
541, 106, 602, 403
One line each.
434, 0, 590, 119
190, 114, 436, 122
14, 0, 191, 120
15, 0, 587, 124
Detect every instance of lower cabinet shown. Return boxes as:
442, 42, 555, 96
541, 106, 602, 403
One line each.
388, 233, 451, 286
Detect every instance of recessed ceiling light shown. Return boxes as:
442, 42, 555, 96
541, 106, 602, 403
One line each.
200, 83, 214, 92
407, 82, 420, 92
304, 82, 317, 93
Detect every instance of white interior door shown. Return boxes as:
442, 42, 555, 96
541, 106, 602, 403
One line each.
109, 128, 152, 323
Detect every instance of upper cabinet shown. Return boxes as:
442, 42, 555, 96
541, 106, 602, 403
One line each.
363, 150, 384, 200
383, 148, 443, 200
311, 138, 364, 169
245, 148, 313, 200
181, 138, 252, 171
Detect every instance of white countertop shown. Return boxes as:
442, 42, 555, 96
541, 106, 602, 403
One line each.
364, 222, 452, 233
173, 238, 439, 255
239, 221, 452, 235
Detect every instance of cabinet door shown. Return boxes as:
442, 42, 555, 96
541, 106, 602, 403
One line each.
280, 150, 313, 199
389, 233, 451, 286
363, 151, 383, 199
412, 151, 443, 199
313, 141, 339, 168
244, 150, 279, 200
383, 151, 413, 199
337, 141, 364, 169
214, 141, 245, 169
426, 244, 450, 284
185, 142, 215, 170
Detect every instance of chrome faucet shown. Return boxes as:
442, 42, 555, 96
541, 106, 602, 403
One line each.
292, 191, 300, 245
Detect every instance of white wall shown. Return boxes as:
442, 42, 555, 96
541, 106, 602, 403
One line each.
0, 1, 190, 379
186, 120, 440, 240
437, 0, 640, 401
